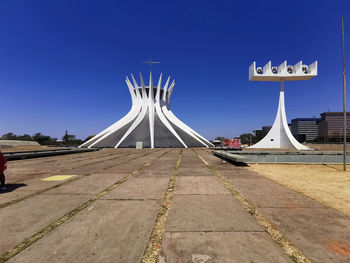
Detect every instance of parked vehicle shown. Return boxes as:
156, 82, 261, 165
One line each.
223, 139, 242, 150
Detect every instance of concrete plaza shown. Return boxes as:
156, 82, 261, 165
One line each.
0, 148, 350, 263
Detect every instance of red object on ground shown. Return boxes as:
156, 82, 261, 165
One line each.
0, 151, 7, 172
223, 139, 241, 150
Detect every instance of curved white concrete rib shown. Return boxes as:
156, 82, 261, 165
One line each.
250, 89, 309, 150
162, 106, 212, 147
162, 76, 170, 101
155, 75, 187, 148
114, 73, 149, 148
148, 72, 155, 148
156, 73, 162, 100
87, 78, 142, 148
80, 130, 107, 148
166, 81, 175, 104
162, 92, 210, 147
80, 77, 139, 148
164, 86, 214, 147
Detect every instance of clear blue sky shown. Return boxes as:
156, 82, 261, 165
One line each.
1, 0, 350, 140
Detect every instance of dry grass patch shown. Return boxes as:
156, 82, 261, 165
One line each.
248, 164, 350, 217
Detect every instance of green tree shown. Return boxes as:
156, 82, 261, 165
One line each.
17, 134, 33, 141
61, 130, 83, 146
83, 135, 96, 142
32, 133, 56, 145
62, 130, 76, 143
1, 133, 18, 140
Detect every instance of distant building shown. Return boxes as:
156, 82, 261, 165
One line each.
253, 129, 263, 137
318, 112, 350, 142
291, 118, 320, 142
210, 139, 222, 147
262, 126, 272, 136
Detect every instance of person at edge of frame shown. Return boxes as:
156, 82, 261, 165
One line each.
0, 150, 7, 191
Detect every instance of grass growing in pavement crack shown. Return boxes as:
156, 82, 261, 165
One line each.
141, 149, 183, 263
194, 150, 311, 263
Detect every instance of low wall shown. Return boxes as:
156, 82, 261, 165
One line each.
213, 150, 350, 164
4, 148, 99, 161
0, 140, 40, 147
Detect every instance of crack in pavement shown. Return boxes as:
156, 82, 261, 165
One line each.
141, 149, 183, 263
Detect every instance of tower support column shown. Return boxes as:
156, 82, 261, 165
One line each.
250, 81, 309, 150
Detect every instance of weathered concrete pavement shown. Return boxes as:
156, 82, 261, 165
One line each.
0, 148, 349, 263
197, 150, 350, 263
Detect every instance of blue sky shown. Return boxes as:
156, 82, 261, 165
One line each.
1, 0, 350, 140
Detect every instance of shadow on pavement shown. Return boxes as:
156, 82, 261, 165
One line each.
0, 183, 28, 193
218, 157, 248, 167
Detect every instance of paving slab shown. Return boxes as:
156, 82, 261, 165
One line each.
6, 169, 48, 182
261, 207, 350, 263
0, 194, 91, 254
101, 162, 147, 173
67, 160, 134, 174
14, 176, 77, 191
175, 176, 230, 195
151, 162, 176, 167
228, 178, 326, 208
199, 158, 240, 170
219, 170, 262, 179
154, 158, 178, 162
180, 161, 203, 165
56, 153, 143, 175
8, 200, 160, 263
160, 232, 293, 263
101, 178, 169, 200
43, 173, 129, 195
180, 158, 203, 164
145, 163, 175, 169
177, 167, 213, 176
144, 161, 176, 170
158, 154, 181, 159
0, 189, 36, 204
0, 176, 79, 205
133, 169, 172, 178
180, 161, 208, 168
166, 194, 263, 232
6, 152, 117, 182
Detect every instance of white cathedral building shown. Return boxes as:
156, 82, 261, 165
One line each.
81, 72, 213, 148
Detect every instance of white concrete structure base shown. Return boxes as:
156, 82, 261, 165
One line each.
249, 82, 309, 150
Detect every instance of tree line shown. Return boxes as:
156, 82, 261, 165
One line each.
0, 131, 94, 146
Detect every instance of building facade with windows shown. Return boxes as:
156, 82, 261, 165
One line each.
318, 112, 350, 142
291, 118, 320, 142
